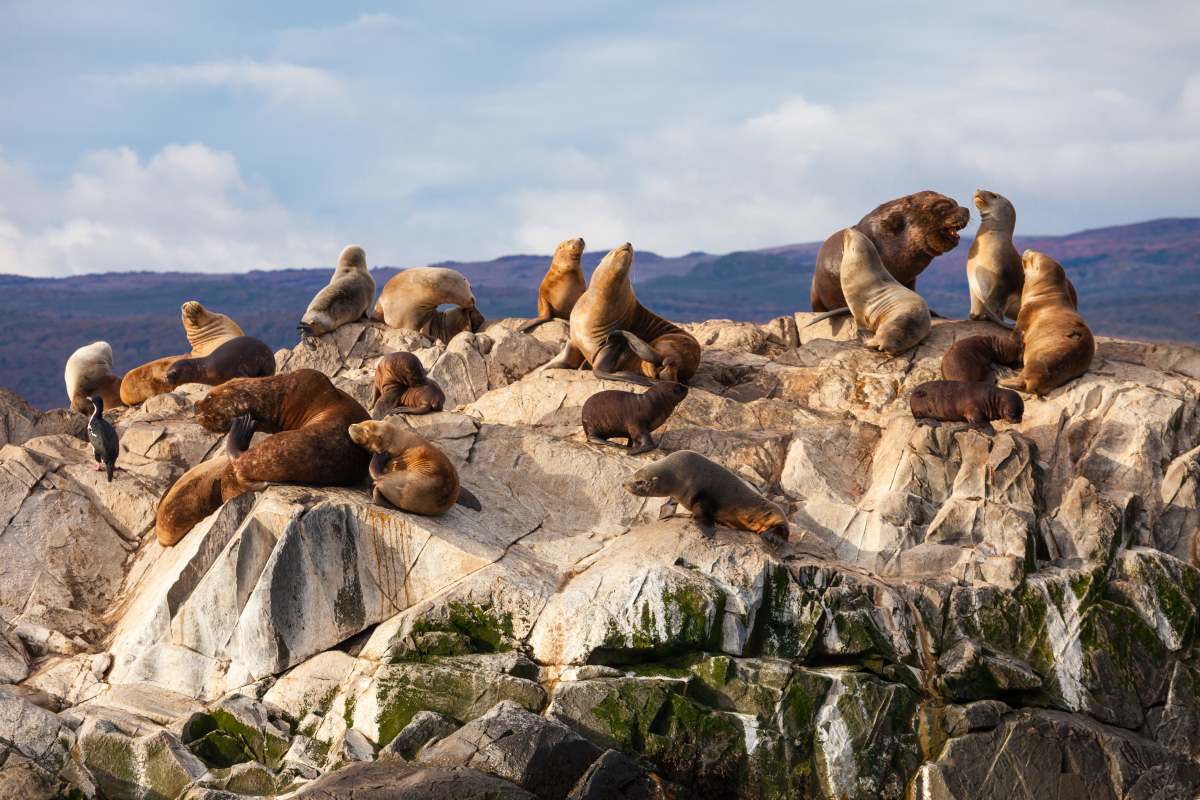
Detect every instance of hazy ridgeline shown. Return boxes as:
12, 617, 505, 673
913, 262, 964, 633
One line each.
2, 218, 1197, 410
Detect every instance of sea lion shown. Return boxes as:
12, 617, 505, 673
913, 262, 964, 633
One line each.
193, 369, 371, 502
538, 243, 701, 386
347, 419, 481, 514
521, 237, 586, 333
1000, 250, 1095, 396
622, 450, 789, 546
164, 336, 276, 387
582, 381, 688, 455
811, 190, 969, 312
941, 334, 1022, 383
965, 189, 1023, 329
181, 301, 244, 356
422, 304, 485, 345
370, 352, 445, 418
836, 228, 931, 354
299, 245, 377, 347
154, 456, 229, 546
372, 267, 478, 340
64, 341, 124, 414
909, 380, 1024, 431
120, 356, 184, 406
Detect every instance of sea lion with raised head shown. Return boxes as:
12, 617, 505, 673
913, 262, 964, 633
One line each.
299, 245, 377, 347
941, 334, 1022, 383
521, 237, 586, 333
538, 243, 701, 386
1000, 250, 1095, 396
65, 341, 124, 414
164, 336, 276, 387
121, 301, 246, 404
370, 352, 445, 418
347, 419, 481, 514
835, 228, 931, 354
372, 266, 479, 341
965, 189, 1023, 329
909, 380, 1024, 431
623, 450, 789, 546
582, 380, 688, 455
811, 190, 970, 312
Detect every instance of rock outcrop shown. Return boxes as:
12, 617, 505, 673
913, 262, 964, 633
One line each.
1, 314, 1199, 798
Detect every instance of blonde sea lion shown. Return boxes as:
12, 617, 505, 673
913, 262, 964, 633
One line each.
372, 267, 478, 341
64, 341, 124, 414
299, 245, 377, 347
121, 301, 246, 405
966, 190, 1023, 329
1000, 250, 1095, 396
836, 228, 931, 354
521, 237, 586, 333
347, 419, 480, 514
120, 355, 184, 406
538, 243, 701, 386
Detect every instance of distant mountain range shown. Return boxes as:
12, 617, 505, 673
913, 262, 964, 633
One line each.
3, 218, 1197, 410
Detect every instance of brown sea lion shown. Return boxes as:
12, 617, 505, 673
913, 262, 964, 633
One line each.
966, 190, 1023, 329
1000, 250, 1095, 396
538, 243, 701, 387
909, 380, 1024, 431
834, 228, 931, 354
164, 336, 276, 387
372, 267, 478, 338
182, 301, 244, 356
811, 190, 970, 312
941, 334, 1022, 383
582, 381, 688, 455
623, 450, 789, 546
347, 419, 481, 514
422, 304, 485, 344
370, 352, 445, 418
120, 356, 184, 406
521, 237, 586, 333
299, 245, 377, 347
64, 341, 124, 414
154, 456, 229, 546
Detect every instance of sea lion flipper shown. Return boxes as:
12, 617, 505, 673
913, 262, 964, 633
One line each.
611, 330, 662, 366
658, 499, 679, 520
520, 316, 553, 334
801, 307, 852, 329
368, 451, 392, 481
455, 486, 482, 511
226, 414, 256, 459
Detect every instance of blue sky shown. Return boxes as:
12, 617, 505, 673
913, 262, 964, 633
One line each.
1, 1, 1198, 276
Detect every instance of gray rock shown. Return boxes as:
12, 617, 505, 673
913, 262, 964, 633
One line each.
566, 749, 663, 800
295, 760, 538, 799
379, 710, 460, 761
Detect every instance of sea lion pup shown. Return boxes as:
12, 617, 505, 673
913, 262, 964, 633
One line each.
966, 189, 1023, 329
941, 334, 1022, 383
164, 336, 276, 387
521, 237, 586, 333
347, 419, 481, 514
65, 341, 124, 414
372, 266, 479, 342
193, 369, 371, 503
299, 245, 377, 347
181, 301, 244, 356
370, 352, 445, 418
422, 303, 485, 345
582, 381, 688, 455
622, 450, 789, 546
538, 243, 701, 386
1000, 250, 1095, 396
909, 380, 1024, 431
811, 190, 970, 312
835, 228, 931, 354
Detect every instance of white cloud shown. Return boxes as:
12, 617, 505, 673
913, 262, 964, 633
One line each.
0, 144, 337, 276
102, 59, 343, 107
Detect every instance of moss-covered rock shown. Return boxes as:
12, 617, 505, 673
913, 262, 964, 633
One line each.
548, 676, 686, 752
642, 694, 747, 795
77, 717, 208, 800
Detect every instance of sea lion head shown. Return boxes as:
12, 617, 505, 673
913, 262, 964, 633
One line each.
554, 237, 585, 265
998, 389, 1025, 423
181, 301, 210, 326
164, 358, 198, 386
336, 245, 368, 274
841, 227, 876, 265
878, 191, 969, 257
347, 420, 386, 452
974, 189, 1016, 228
590, 242, 634, 291
1021, 249, 1068, 290
651, 380, 689, 405
195, 378, 260, 431
622, 464, 666, 497
464, 304, 485, 333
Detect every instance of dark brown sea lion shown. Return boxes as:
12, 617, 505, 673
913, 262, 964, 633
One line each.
1000, 250, 1095, 396
64, 341, 124, 414
370, 352, 445, 418
941, 334, 1022, 383
909, 380, 1024, 431
347, 419, 480, 514
581, 381, 688, 455
164, 336, 276, 387
121, 302, 245, 404
521, 237, 586, 333
622, 449, 789, 546
299, 245, 377, 347
811, 190, 970, 312
422, 304, 485, 344
538, 243, 701, 387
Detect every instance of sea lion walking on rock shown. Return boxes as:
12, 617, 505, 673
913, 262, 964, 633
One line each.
1000, 250, 1095, 396
941, 334, 1022, 383
373, 267, 481, 344
966, 190, 1023, 329
521, 237, 586, 333
909, 380, 1024, 432
65, 341, 124, 414
623, 450, 789, 546
539, 243, 701, 387
299, 245, 377, 348
370, 352, 445, 418
164, 336, 276, 387
582, 381, 688, 455
832, 229, 931, 354
86, 396, 120, 482
348, 419, 481, 515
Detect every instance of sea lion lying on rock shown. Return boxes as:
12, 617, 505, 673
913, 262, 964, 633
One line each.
64, 341, 124, 414
370, 352, 445, 418
121, 301, 245, 404
623, 449, 789, 546
1000, 250, 1095, 396
348, 419, 481, 514
299, 245, 377, 347
909, 380, 1024, 431
164, 336, 276, 387
521, 237, 586, 333
582, 381, 688, 455
941, 334, 1022, 383
373, 267, 482, 344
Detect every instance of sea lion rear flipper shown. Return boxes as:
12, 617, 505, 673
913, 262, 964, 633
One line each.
226, 414, 256, 459
368, 451, 392, 481
611, 330, 662, 366
455, 486, 482, 511
520, 316, 553, 334
593, 341, 654, 387
801, 307, 851, 328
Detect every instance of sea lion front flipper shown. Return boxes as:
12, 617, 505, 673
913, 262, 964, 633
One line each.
690, 494, 718, 539
520, 315, 553, 334
226, 414, 256, 459
761, 524, 790, 547
539, 342, 586, 372
998, 376, 1027, 393
611, 330, 662, 366
368, 451, 393, 481
801, 307, 852, 329
658, 499, 679, 520
455, 486, 482, 511
592, 342, 653, 387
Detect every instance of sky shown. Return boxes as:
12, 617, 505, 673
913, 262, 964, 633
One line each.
0, 1, 1198, 277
